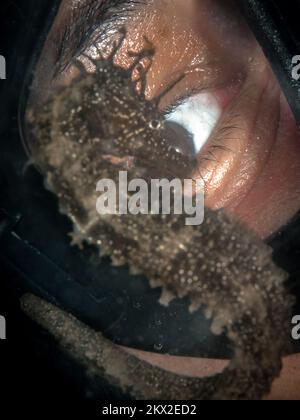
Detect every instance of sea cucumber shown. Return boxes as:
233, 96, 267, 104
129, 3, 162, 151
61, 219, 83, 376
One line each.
24, 31, 293, 400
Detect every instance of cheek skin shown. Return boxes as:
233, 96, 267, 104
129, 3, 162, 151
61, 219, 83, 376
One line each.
227, 93, 300, 238
123, 346, 228, 377
123, 347, 300, 400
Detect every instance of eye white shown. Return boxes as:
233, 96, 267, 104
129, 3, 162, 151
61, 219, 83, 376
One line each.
166, 93, 222, 154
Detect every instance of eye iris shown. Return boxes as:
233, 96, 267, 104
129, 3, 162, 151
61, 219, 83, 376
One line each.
166, 93, 222, 154
164, 121, 195, 157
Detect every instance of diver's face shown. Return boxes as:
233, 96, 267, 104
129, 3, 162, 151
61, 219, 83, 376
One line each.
27, 0, 300, 399
34, 0, 300, 239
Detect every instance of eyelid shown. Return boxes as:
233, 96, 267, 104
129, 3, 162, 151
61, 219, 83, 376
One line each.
163, 82, 240, 121
55, 0, 145, 74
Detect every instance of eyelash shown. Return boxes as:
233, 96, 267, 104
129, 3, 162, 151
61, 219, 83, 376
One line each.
55, 0, 146, 74
197, 115, 241, 175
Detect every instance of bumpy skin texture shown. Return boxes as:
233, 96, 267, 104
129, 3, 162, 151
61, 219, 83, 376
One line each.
25, 35, 293, 400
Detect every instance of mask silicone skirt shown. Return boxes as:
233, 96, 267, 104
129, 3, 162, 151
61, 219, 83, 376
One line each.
23, 0, 299, 400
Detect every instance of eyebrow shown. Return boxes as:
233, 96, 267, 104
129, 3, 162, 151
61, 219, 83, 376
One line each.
55, 0, 146, 74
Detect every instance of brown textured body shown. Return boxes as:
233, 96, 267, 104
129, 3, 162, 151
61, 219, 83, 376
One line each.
25, 39, 293, 400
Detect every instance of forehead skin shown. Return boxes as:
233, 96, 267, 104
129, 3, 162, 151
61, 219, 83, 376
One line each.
34, 0, 257, 100
112, 0, 256, 100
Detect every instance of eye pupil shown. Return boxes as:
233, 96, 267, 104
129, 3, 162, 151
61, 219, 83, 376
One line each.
164, 121, 195, 157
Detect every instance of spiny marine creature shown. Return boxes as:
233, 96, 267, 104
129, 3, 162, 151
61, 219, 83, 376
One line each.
25, 29, 293, 400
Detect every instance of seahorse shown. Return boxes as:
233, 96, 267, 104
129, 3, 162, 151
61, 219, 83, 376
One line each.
24, 30, 293, 400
